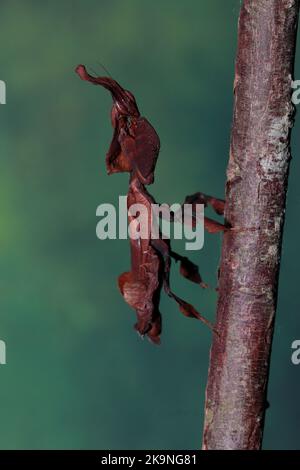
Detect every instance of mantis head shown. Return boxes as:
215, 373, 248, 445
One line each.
75, 64, 140, 127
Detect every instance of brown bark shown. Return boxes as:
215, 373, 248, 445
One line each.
202, 0, 300, 450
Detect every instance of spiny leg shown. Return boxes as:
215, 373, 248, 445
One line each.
151, 238, 216, 332
156, 191, 226, 234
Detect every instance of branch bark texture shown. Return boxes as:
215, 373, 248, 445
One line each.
202, 0, 299, 450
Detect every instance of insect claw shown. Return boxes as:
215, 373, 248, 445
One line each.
136, 331, 145, 340
200, 281, 209, 289
147, 335, 161, 345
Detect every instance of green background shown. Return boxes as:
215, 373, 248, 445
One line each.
0, 0, 299, 450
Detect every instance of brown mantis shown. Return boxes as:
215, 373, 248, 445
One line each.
76, 65, 225, 344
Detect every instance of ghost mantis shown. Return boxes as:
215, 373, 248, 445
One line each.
76, 65, 225, 344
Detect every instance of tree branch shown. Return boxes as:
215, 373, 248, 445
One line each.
202, 0, 300, 450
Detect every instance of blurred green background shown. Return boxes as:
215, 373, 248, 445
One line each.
0, 0, 299, 450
